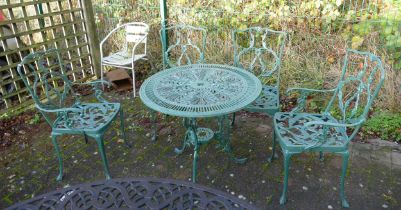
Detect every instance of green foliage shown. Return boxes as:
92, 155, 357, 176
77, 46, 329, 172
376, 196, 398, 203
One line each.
28, 113, 40, 125
168, 0, 347, 30
93, 0, 401, 112
345, 0, 401, 68
165, 0, 401, 69
362, 112, 401, 142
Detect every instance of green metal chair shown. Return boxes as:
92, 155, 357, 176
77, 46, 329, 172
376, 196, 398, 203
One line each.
231, 27, 287, 125
17, 49, 129, 181
150, 25, 207, 141
160, 24, 207, 69
271, 49, 385, 207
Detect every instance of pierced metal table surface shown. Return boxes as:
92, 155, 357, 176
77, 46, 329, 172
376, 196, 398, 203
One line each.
140, 64, 262, 118
140, 64, 262, 183
6, 177, 258, 210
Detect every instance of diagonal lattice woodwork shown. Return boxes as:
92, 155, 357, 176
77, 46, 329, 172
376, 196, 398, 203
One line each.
0, 0, 96, 112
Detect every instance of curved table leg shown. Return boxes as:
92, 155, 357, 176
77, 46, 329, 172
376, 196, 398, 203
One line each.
216, 115, 247, 164
175, 129, 190, 154
191, 130, 200, 183
176, 116, 246, 182
180, 118, 200, 183
175, 118, 191, 154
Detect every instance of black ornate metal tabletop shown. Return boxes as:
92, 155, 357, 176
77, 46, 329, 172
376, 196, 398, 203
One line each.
6, 177, 258, 210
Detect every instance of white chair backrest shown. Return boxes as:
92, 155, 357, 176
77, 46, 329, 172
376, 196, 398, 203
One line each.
126, 23, 148, 43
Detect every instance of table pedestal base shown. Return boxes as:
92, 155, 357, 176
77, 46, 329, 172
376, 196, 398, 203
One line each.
175, 116, 247, 183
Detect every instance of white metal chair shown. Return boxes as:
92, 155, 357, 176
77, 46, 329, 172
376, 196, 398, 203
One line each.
100, 22, 149, 97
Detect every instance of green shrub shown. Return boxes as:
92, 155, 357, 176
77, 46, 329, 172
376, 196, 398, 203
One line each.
28, 113, 40, 125
362, 112, 401, 142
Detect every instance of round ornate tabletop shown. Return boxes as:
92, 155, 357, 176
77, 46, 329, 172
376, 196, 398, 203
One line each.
6, 177, 258, 210
140, 64, 262, 118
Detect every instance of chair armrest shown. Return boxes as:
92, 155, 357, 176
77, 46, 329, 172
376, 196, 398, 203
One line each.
287, 88, 336, 113
35, 104, 83, 129
35, 104, 81, 113
304, 120, 363, 128
286, 87, 336, 95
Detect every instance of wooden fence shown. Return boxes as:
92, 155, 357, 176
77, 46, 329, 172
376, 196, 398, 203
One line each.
0, 0, 100, 113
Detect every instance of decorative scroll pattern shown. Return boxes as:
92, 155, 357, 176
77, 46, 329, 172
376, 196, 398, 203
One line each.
289, 50, 385, 123
247, 85, 278, 110
155, 67, 246, 106
54, 103, 119, 131
6, 178, 257, 210
140, 64, 262, 118
17, 49, 118, 132
233, 27, 286, 81
0, 0, 94, 111
277, 49, 386, 150
18, 50, 73, 108
332, 50, 384, 125
161, 25, 206, 68
275, 112, 347, 149
232, 27, 286, 113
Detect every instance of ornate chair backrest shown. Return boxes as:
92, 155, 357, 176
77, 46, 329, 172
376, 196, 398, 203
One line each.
325, 49, 385, 138
160, 25, 206, 68
232, 27, 287, 86
17, 49, 75, 112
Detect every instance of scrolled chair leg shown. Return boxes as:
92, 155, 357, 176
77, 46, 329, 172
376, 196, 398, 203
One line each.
175, 130, 189, 155
268, 129, 277, 163
280, 150, 293, 205
94, 134, 111, 180
51, 133, 63, 181
319, 151, 324, 161
119, 108, 131, 148
340, 151, 350, 208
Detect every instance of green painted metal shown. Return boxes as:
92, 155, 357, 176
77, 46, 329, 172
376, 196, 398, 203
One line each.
270, 49, 385, 207
175, 116, 246, 183
140, 64, 262, 118
160, 0, 168, 66
160, 25, 206, 69
231, 27, 287, 125
17, 49, 130, 181
140, 64, 262, 182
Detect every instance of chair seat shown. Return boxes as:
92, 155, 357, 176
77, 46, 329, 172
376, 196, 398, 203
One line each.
274, 112, 348, 152
53, 103, 120, 134
244, 85, 278, 114
102, 51, 146, 66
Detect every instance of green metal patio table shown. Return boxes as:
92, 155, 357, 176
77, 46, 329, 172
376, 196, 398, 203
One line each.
140, 64, 262, 182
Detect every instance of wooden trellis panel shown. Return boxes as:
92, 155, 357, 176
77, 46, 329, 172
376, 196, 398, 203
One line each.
0, 0, 99, 112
